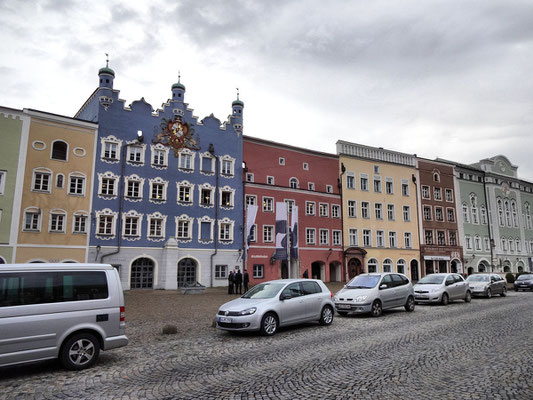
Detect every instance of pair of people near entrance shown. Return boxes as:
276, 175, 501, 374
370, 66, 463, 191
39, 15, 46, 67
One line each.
228, 268, 248, 295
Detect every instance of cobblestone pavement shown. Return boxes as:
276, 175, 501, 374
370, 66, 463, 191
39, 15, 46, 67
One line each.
1, 288, 533, 399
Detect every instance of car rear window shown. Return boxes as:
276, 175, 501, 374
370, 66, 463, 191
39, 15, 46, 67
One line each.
302, 281, 322, 295
0, 271, 109, 307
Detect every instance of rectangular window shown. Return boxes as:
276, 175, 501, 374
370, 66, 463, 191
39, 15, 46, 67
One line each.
423, 206, 432, 221
449, 231, 457, 246
387, 204, 395, 221
128, 146, 143, 163
376, 230, 384, 247
308, 182, 315, 191
447, 208, 455, 222
363, 229, 371, 247
306, 228, 316, 245
104, 142, 118, 159
332, 205, 340, 218
151, 183, 165, 201
201, 156, 214, 173
404, 232, 412, 248
402, 180, 409, 196
98, 215, 114, 235
306, 201, 316, 216
253, 264, 264, 279
215, 265, 227, 279
373, 177, 381, 193
267, 176, 274, 185
484, 236, 490, 251
263, 225, 274, 243
349, 229, 358, 246
425, 230, 433, 245
124, 217, 139, 236
326, 185, 333, 193
221, 160, 233, 176
201, 189, 212, 206
245, 173, 254, 182
434, 187, 442, 201
0, 171, 5, 195
319, 229, 329, 245
346, 173, 355, 189
101, 178, 116, 196
374, 203, 383, 220
437, 231, 446, 246
220, 222, 232, 241
24, 211, 40, 231
245, 195, 257, 206
466, 236, 473, 249
177, 220, 190, 239
332, 230, 341, 246
149, 218, 163, 238
153, 149, 166, 167
403, 206, 410, 222
435, 207, 443, 222
33, 172, 51, 192
50, 213, 65, 233
263, 197, 274, 212
68, 176, 85, 195
178, 186, 192, 203
385, 179, 393, 194
221, 191, 233, 207
126, 180, 140, 198
361, 202, 369, 219
319, 203, 328, 217
475, 236, 482, 251
73, 215, 87, 234
348, 200, 356, 218
249, 225, 257, 242
360, 176, 368, 191
445, 189, 453, 202
422, 185, 430, 199
179, 153, 192, 170
388, 232, 397, 248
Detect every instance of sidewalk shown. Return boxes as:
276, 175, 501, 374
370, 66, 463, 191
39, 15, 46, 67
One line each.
124, 281, 345, 345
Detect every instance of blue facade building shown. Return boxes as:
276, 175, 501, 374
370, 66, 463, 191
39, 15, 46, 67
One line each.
76, 65, 244, 289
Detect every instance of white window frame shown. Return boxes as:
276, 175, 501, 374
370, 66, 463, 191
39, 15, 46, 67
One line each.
319, 203, 329, 217
95, 208, 117, 238
245, 195, 257, 206
218, 218, 235, 242
267, 176, 275, 185
197, 215, 215, 243
178, 149, 195, 172
403, 206, 411, 222
32, 168, 52, 193
263, 197, 274, 212
401, 179, 410, 196
100, 136, 122, 162
199, 183, 215, 208
147, 212, 167, 241
319, 229, 329, 245
385, 178, 394, 194
48, 210, 66, 233
306, 228, 316, 245
387, 204, 395, 221
175, 214, 194, 242
0, 170, 6, 195
123, 210, 143, 239
220, 186, 235, 209
23, 207, 41, 232
68, 172, 86, 196
332, 204, 340, 218
98, 171, 119, 199
177, 180, 194, 205
72, 211, 88, 234
151, 144, 169, 169
326, 185, 333, 193
220, 155, 235, 177
388, 231, 397, 248
124, 174, 145, 201
363, 229, 371, 247
404, 232, 412, 248
263, 225, 274, 243
376, 230, 384, 247
332, 230, 342, 246
346, 173, 355, 190
348, 200, 357, 218
149, 177, 168, 203
349, 228, 358, 246
199, 152, 215, 175
126, 143, 146, 165
306, 201, 316, 216
422, 185, 430, 199
360, 174, 369, 191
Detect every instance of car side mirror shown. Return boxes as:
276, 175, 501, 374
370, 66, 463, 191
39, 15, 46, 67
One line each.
446, 281, 453, 286
379, 284, 388, 290
280, 293, 292, 301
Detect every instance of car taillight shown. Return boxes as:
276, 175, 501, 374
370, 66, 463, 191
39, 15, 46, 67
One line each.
120, 306, 125, 322
330, 292, 333, 299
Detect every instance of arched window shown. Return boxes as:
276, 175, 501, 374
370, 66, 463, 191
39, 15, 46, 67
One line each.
367, 258, 378, 273
383, 259, 393, 273
525, 202, 532, 230
511, 201, 518, 227
397, 259, 406, 274
480, 205, 487, 224
130, 257, 154, 289
462, 203, 469, 223
51, 140, 68, 161
497, 199, 504, 226
470, 194, 479, 224
433, 172, 440, 182
289, 177, 299, 189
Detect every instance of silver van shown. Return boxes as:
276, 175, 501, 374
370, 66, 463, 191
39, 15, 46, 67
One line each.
0, 263, 128, 370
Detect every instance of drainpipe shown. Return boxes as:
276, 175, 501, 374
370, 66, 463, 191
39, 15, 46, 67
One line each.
338, 162, 346, 281
209, 144, 219, 287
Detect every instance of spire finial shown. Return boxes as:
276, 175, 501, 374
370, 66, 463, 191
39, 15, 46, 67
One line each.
105, 53, 109, 68
178, 70, 181, 83
236, 87, 240, 100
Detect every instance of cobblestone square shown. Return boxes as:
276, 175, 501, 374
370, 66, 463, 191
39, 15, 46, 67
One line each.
1, 285, 533, 399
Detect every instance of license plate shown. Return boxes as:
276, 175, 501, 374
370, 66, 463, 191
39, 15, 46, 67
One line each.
337, 304, 351, 310
218, 316, 232, 323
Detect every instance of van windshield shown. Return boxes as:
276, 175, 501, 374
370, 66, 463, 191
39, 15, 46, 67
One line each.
346, 275, 380, 289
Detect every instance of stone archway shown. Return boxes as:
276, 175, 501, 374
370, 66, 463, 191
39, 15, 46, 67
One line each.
451, 260, 457, 273
329, 261, 341, 282
311, 261, 324, 280
131, 257, 155, 289
178, 257, 197, 287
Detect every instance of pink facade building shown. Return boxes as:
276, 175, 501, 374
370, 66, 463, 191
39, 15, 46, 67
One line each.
243, 136, 344, 285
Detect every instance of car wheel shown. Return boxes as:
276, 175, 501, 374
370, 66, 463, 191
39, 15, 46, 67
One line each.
337, 311, 348, 316
465, 291, 472, 303
441, 292, 449, 306
319, 305, 334, 326
501, 286, 507, 297
371, 300, 382, 317
60, 333, 100, 371
404, 296, 415, 312
260, 312, 278, 336
486, 288, 492, 298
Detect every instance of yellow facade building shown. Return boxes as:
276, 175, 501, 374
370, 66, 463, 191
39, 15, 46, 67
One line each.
15, 110, 97, 263
337, 141, 421, 282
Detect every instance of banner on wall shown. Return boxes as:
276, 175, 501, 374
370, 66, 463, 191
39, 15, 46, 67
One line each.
290, 205, 299, 260
274, 202, 288, 260
244, 204, 258, 260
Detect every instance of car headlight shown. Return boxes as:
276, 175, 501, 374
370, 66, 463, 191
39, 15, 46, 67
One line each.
430, 288, 441, 293
239, 307, 257, 316
333, 296, 338, 302
354, 295, 368, 302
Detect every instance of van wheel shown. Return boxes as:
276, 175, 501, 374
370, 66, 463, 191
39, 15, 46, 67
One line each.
60, 333, 100, 370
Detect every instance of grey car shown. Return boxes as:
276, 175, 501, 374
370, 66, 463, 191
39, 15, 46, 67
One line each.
514, 274, 533, 291
466, 274, 507, 298
333, 273, 415, 317
414, 273, 472, 305
216, 279, 334, 336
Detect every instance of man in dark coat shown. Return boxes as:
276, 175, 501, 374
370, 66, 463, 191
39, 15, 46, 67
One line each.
235, 269, 243, 294
243, 269, 250, 293
228, 269, 234, 294
303, 269, 309, 279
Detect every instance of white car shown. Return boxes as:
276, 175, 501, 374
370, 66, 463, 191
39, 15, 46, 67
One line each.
216, 279, 334, 336
414, 273, 472, 305
333, 273, 415, 317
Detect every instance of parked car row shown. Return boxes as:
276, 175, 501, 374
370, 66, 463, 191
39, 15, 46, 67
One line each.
216, 271, 520, 336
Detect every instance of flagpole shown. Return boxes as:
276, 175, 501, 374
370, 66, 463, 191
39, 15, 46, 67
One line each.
287, 204, 291, 278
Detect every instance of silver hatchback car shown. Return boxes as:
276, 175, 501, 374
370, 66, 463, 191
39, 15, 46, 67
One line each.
333, 273, 415, 317
216, 279, 334, 336
466, 273, 507, 298
414, 273, 472, 305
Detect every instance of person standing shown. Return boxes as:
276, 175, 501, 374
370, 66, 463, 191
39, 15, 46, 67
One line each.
303, 269, 309, 279
243, 269, 250, 293
235, 268, 243, 294
228, 269, 234, 294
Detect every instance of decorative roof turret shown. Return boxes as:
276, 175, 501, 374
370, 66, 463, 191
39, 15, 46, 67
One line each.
98, 54, 115, 89
172, 71, 186, 103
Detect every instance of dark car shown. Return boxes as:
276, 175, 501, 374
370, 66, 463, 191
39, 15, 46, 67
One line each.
514, 274, 533, 291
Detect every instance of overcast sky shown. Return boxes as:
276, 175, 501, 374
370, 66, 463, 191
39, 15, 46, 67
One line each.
1, 0, 533, 179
